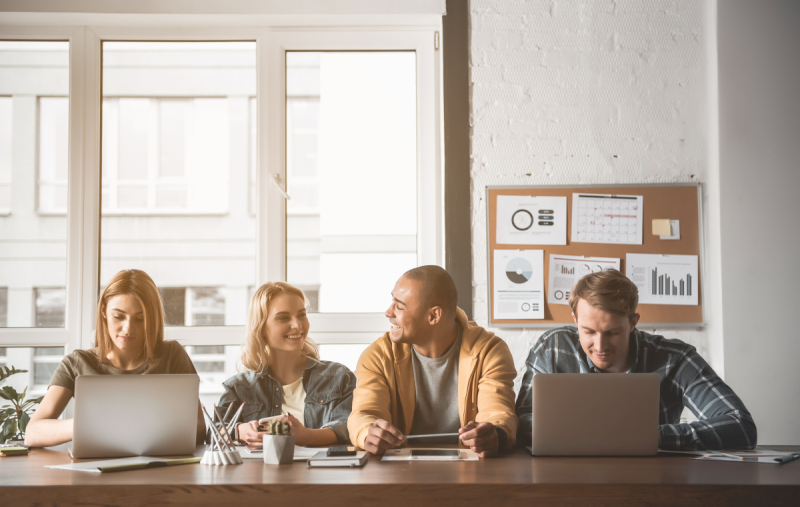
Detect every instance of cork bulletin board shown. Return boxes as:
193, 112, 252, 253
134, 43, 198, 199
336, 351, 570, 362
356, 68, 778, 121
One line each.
487, 184, 704, 327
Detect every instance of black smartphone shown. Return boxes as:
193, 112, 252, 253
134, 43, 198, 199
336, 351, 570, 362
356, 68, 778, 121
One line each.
327, 446, 357, 457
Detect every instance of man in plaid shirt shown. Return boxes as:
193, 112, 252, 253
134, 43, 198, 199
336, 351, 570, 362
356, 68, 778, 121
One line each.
515, 269, 757, 451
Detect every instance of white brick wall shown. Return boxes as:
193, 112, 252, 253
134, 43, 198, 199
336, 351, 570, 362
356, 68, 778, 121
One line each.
469, 0, 711, 390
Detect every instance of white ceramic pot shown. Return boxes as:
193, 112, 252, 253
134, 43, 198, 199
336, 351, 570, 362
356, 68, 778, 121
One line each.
262, 434, 295, 465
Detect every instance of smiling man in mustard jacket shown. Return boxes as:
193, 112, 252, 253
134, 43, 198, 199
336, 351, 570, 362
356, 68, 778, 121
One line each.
348, 265, 518, 458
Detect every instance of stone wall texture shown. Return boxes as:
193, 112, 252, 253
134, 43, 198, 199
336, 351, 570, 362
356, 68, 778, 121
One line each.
468, 0, 709, 390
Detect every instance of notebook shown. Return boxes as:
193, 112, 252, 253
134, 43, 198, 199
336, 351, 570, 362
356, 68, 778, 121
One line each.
71, 374, 199, 459
307, 450, 368, 467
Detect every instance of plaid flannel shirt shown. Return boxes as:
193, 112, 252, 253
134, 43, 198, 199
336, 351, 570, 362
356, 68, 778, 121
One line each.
515, 326, 757, 451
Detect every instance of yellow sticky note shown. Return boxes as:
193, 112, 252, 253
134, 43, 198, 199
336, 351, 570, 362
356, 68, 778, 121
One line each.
652, 219, 671, 236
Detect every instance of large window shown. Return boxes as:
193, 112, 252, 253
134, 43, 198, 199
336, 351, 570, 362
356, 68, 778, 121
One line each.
285, 52, 418, 314
99, 42, 256, 332
0, 23, 442, 400
0, 41, 69, 331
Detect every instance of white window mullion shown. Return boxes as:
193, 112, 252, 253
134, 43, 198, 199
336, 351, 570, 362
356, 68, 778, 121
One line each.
415, 30, 443, 266
75, 27, 103, 352
260, 29, 284, 285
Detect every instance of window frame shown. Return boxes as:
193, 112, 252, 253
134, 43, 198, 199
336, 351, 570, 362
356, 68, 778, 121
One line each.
0, 18, 443, 353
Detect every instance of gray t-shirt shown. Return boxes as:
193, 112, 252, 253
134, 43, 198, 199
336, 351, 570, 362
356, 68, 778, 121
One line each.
409, 330, 462, 437
49, 340, 197, 394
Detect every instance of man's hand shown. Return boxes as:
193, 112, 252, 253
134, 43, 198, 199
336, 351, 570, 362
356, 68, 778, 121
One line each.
363, 419, 406, 454
237, 420, 264, 448
459, 421, 499, 458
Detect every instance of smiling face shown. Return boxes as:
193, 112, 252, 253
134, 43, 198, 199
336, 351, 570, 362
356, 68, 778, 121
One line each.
572, 298, 639, 373
385, 276, 430, 345
103, 294, 146, 358
263, 293, 309, 355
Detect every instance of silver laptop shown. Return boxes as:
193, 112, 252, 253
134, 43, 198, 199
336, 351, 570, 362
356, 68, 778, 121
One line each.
531, 373, 659, 456
72, 374, 199, 459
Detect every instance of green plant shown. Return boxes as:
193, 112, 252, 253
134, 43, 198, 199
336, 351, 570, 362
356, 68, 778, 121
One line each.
0, 366, 44, 443
263, 420, 291, 436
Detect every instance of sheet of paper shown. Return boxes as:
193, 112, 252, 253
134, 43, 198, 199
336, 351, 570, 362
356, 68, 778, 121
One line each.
496, 195, 567, 245
548, 254, 621, 305
660, 220, 680, 240
381, 448, 479, 462
661, 447, 795, 457
238, 445, 327, 461
571, 193, 643, 244
46, 456, 170, 473
493, 249, 544, 320
626, 253, 699, 305
691, 455, 792, 464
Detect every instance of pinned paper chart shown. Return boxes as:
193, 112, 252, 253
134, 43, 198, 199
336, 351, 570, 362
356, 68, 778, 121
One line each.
548, 254, 621, 305
496, 195, 567, 245
626, 253, 698, 306
493, 249, 544, 319
571, 193, 643, 245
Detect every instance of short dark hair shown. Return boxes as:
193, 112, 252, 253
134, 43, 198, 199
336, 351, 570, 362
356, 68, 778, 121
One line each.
569, 269, 639, 319
402, 265, 458, 315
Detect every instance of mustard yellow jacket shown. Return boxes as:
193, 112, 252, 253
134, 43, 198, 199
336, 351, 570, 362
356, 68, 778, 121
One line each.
348, 308, 518, 450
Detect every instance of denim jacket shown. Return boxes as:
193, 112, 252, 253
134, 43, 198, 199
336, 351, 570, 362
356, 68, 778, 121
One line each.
217, 358, 357, 444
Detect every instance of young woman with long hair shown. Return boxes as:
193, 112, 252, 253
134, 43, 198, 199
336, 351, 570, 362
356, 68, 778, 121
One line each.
25, 269, 204, 447
218, 282, 356, 447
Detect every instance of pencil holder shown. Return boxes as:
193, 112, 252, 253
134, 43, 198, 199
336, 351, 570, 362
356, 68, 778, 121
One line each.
200, 404, 244, 466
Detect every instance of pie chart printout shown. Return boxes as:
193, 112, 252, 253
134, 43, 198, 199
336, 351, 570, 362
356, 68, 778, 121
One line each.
493, 249, 544, 320
506, 257, 533, 284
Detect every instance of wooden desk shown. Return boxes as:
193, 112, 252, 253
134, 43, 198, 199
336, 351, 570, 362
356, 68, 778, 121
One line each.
2, 446, 799, 506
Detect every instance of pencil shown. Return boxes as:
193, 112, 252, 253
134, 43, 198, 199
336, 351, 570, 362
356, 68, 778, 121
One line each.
706, 450, 744, 460
213, 405, 232, 446
226, 402, 246, 436
203, 405, 233, 452
222, 401, 236, 422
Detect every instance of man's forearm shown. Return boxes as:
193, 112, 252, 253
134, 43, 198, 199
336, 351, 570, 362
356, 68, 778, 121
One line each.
659, 412, 757, 451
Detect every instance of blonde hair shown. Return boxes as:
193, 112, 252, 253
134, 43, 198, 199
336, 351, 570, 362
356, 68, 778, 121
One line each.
95, 269, 165, 364
240, 282, 319, 371
569, 269, 639, 320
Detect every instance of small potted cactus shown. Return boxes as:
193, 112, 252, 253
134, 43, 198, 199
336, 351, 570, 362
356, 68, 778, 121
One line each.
260, 419, 294, 465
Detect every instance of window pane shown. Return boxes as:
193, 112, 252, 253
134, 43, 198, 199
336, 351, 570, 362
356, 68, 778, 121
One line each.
34, 346, 63, 356
118, 98, 151, 181
101, 42, 256, 327
34, 288, 66, 327
0, 42, 69, 329
38, 97, 69, 213
0, 347, 65, 396
286, 52, 417, 313
317, 344, 368, 373
0, 287, 7, 327
0, 97, 12, 211
33, 361, 59, 386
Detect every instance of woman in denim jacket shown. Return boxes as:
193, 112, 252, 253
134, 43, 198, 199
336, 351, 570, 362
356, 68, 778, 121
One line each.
218, 282, 356, 447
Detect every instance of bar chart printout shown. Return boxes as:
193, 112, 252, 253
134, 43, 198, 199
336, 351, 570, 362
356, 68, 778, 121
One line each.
626, 253, 699, 306
548, 254, 621, 306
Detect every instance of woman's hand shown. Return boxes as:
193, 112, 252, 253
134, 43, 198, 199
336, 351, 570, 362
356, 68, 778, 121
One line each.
237, 420, 264, 448
285, 413, 313, 446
